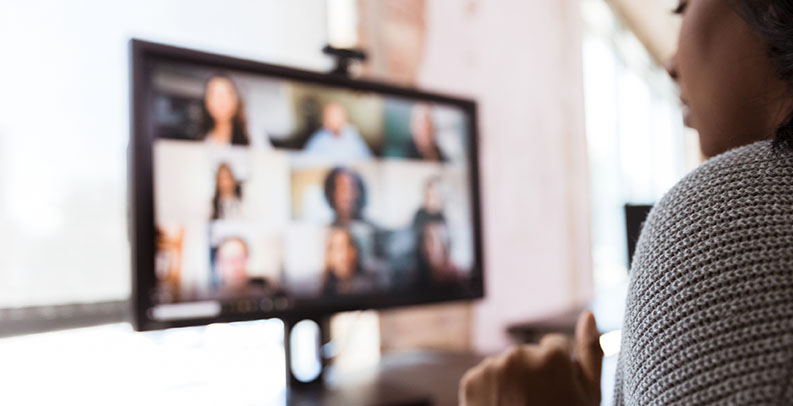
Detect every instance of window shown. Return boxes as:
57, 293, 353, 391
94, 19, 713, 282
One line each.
0, 0, 330, 331
582, 0, 690, 319
580, 1, 695, 402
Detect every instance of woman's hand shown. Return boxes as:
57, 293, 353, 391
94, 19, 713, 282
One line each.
459, 311, 603, 406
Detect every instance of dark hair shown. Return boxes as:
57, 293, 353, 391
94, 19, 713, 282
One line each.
733, 1, 793, 150
199, 74, 250, 146
323, 167, 367, 222
211, 162, 242, 220
415, 219, 452, 287
321, 228, 363, 295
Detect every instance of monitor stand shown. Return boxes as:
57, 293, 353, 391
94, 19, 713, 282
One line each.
283, 317, 433, 406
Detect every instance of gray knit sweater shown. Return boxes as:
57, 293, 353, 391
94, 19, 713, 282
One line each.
614, 140, 793, 405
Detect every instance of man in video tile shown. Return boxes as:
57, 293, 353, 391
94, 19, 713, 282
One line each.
303, 102, 372, 161
213, 237, 275, 299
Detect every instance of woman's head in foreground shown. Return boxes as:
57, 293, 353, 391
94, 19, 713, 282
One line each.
667, 0, 793, 157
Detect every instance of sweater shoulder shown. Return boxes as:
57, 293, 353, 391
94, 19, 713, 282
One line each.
668, 139, 792, 201
618, 140, 793, 404
632, 139, 793, 280
639, 140, 793, 248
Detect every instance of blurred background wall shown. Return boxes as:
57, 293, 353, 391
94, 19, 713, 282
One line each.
360, 0, 592, 354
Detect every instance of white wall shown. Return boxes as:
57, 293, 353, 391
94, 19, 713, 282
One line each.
0, 0, 331, 307
418, 0, 593, 352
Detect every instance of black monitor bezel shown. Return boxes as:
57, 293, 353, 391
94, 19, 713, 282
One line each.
130, 39, 485, 331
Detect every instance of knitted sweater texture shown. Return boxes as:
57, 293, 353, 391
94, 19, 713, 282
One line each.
614, 140, 793, 405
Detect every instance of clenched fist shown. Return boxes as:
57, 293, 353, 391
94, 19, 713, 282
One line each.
459, 311, 603, 406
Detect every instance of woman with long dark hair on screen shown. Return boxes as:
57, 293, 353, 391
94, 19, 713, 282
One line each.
321, 228, 377, 296
211, 162, 243, 220
405, 103, 446, 162
412, 177, 446, 231
200, 74, 250, 146
461, 1, 793, 405
415, 219, 460, 288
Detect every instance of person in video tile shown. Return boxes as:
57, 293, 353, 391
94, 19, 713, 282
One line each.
321, 228, 377, 296
155, 225, 184, 302
200, 74, 250, 146
303, 102, 372, 161
211, 162, 244, 220
416, 220, 460, 287
214, 237, 271, 298
403, 103, 446, 162
216, 237, 249, 287
324, 167, 367, 226
412, 177, 446, 231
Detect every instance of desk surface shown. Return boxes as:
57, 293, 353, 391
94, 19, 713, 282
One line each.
289, 350, 483, 406
1, 322, 483, 406
375, 350, 483, 406
332, 350, 482, 406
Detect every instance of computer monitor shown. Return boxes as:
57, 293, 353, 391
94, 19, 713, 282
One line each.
130, 40, 484, 331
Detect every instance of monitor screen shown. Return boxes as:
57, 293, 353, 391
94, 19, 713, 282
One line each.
131, 40, 483, 330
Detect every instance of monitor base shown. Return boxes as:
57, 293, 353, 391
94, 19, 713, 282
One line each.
284, 317, 434, 405
285, 317, 330, 387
